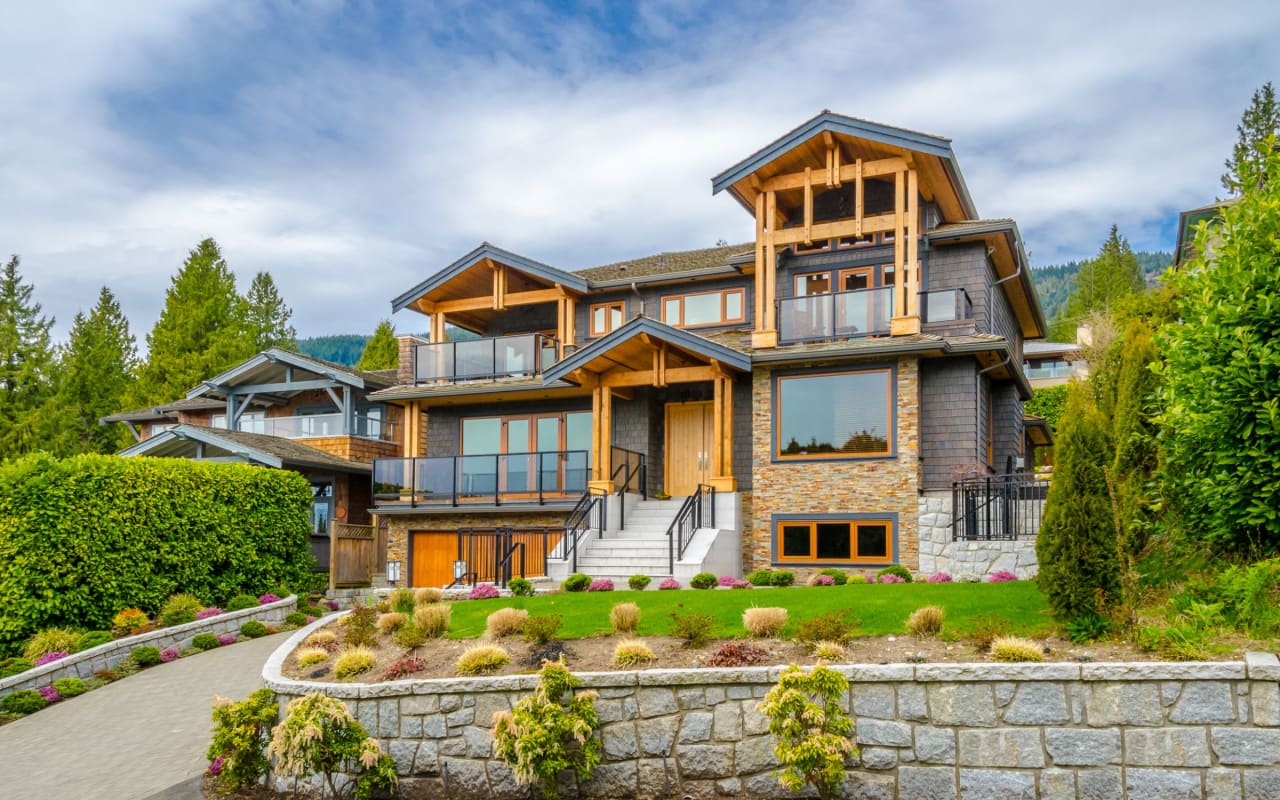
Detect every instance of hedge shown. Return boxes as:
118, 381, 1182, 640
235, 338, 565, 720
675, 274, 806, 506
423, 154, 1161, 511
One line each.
0, 454, 314, 654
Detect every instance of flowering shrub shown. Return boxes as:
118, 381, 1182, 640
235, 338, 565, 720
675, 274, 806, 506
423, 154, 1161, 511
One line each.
658, 578, 680, 590
207, 688, 278, 792
926, 572, 953, 583
469, 583, 500, 600
257, 593, 282, 605
810, 575, 836, 587
53, 677, 87, 697
217, 634, 238, 646
196, 607, 223, 620
988, 570, 1019, 583
587, 579, 614, 592
718, 574, 737, 587
160, 647, 180, 663
111, 608, 150, 638
34, 651, 68, 667
878, 574, 905, 584
206, 756, 225, 777
268, 693, 398, 800
731, 579, 752, 589
323, 599, 340, 611
37, 685, 62, 703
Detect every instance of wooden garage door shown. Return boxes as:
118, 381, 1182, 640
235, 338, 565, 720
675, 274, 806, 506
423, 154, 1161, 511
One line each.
410, 532, 457, 589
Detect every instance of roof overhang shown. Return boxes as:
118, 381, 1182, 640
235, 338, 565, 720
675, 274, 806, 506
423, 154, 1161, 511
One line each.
187, 348, 368, 401
1024, 415, 1053, 447
367, 378, 592, 408
542, 317, 751, 386
119, 424, 370, 474
926, 221, 1048, 340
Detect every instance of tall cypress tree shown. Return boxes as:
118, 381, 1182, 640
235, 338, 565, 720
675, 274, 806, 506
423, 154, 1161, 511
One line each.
244, 271, 297, 352
1048, 226, 1144, 341
1223, 81, 1280, 195
0, 255, 56, 456
357, 320, 398, 370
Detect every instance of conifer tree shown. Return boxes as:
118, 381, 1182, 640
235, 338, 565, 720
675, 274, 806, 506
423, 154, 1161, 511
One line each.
1108, 320, 1160, 556
0, 255, 56, 456
357, 320, 398, 371
244, 271, 296, 352
1223, 81, 1279, 195
1048, 226, 1144, 341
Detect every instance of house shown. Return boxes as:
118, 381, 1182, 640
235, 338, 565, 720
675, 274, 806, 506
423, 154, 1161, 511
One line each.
1023, 340, 1086, 389
367, 111, 1048, 587
104, 348, 403, 587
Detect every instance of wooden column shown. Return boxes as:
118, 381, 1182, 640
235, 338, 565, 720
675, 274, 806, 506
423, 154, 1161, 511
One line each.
890, 167, 921, 336
588, 382, 613, 493
710, 373, 737, 492
752, 190, 779, 349
754, 192, 765, 333
907, 168, 920, 319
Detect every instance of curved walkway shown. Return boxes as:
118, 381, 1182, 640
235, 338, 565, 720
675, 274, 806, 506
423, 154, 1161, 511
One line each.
0, 631, 289, 800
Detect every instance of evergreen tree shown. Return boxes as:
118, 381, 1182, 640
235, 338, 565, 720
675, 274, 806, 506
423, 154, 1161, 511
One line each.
1108, 320, 1160, 556
1035, 386, 1121, 622
1048, 226, 1144, 341
133, 239, 253, 405
0, 256, 56, 456
357, 320, 398, 371
46, 287, 137, 456
243, 271, 296, 352
1222, 81, 1280, 195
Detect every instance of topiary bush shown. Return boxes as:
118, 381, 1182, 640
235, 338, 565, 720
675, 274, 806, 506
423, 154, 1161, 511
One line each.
628, 574, 651, 591
53, 677, 87, 698
1, 689, 47, 715
771, 570, 796, 587
192, 633, 221, 651
690, 572, 717, 590
159, 594, 204, 627
76, 630, 113, 651
207, 688, 279, 793
747, 569, 776, 586
284, 611, 308, 627
875, 565, 912, 583
561, 573, 591, 592
131, 646, 162, 667
225, 595, 259, 612
507, 578, 536, 597
239, 620, 268, 639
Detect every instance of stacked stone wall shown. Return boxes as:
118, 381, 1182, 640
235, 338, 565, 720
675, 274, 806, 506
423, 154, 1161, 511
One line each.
917, 491, 1038, 579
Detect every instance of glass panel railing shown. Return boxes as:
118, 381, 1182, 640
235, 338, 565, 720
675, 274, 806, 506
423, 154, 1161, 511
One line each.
920, 288, 973, 323
777, 287, 894, 343
373, 450, 590, 507
251, 413, 396, 442
415, 334, 558, 383
1023, 364, 1076, 379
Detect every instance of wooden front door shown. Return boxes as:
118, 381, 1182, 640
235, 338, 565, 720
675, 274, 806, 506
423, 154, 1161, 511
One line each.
410, 531, 456, 588
665, 401, 713, 496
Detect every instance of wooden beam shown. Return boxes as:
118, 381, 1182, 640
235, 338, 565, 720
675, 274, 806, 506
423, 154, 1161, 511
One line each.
608, 387, 634, 401
823, 132, 834, 187
564, 296, 576, 347
894, 168, 905, 318
434, 287, 562, 314
832, 142, 842, 188
754, 192, 766, 332
765, 190, 777, 332
803, 166, 813, 246
599, 365, 720, 388
770, 213, 897, 247
907, 168, 919, 318
712, 375, 723, 485
722, 375, 733, 477
591, 386, 602, 481
855, 158, 864, 237
220, 378, 343, 395
758, 156, 908, 193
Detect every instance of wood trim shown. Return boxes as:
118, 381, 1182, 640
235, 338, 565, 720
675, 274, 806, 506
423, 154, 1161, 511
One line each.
659, 287, 746, 329
774, 368, 894, 460
600, 365, 719, 388
774, 519, 894, 564
589, 301, 625, 337
771, 213, 896, 247
758, 156, 908, 192
907, 168, 919, 317
434, 287, 562, 315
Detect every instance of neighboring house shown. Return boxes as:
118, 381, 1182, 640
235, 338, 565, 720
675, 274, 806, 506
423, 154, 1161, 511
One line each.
104, 348, 403, 587
1023, 340, 1087, 389
1174, 199, 1234, 266
367, 111, 1048, 587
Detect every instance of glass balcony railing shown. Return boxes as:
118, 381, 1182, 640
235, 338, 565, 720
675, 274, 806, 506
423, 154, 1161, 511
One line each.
415, 333, 559, 383
1023, 363, 1076, 380
372, 450, 591, 507
777, 286, 894, 343
920, 288, 974, 323
218, 413, 395, 442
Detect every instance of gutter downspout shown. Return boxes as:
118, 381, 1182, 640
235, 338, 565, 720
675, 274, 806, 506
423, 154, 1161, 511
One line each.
630, 282, 645, 318
976, 354, 1013, 471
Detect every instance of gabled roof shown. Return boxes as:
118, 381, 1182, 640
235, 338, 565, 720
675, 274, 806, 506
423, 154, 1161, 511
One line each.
574, 243, 754, 283
119, 424, 371, 474
101, 397, 236, 424
542, 316, 751, 385
391, 243, 589, 314
187, 348, 393, 400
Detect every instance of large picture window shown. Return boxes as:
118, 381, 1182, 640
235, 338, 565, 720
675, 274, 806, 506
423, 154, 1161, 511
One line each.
775, 518, 894, 564
775, 368, 893, 459
661, 288, 745, 329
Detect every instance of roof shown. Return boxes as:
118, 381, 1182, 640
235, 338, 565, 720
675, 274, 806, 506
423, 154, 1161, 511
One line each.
187, 347, 394, 401
573, 243, 754, 283
1024, 341, 1083, 359
926, 219, 1048, 340
542, 316, 752, 385
391, 243, 589, 314
1174, 198, 1234, 266
101, 397, 232, 424
366, 377, 589, 405
1023, 415, 1054, 446
119, 424, 371, 474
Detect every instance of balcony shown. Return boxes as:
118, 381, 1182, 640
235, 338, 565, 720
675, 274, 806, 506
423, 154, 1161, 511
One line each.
219, 412, 396, 442
1024, 362, 1076, 380
373, 450, 591, 507
415, 333, 559, 384
920, 288, 974, 324
777, 286, 894, 343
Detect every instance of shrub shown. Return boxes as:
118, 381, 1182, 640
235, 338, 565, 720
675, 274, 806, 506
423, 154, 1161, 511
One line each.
53, 676, 87, 697
160, 647, 180, 663
718, 574, 737, 587
990, 637, 1045, 663
217, 634, 238, 646
131, 645, 161, 667
809, 575, 835, 587
323, 599, 340, 611
988, 570, 1019, 583
300, 604, 325, 618
758, 664, 856, 800
469, 584, 501, 600
0, 657, 33, 677
747, 569, 776, 586
524, 615, 563, 645
927, 571, 953, 583
394, 623, 427, 649
690, 572, 717, 590
731, 579, 752, 589
159, 594, 205, 627
257, 593, 282, 605
905, 606, 945, 637
878, 574, 904, 584
1, 689, 47, 715
771, 570, 795, 587
610, 603, 641, 634
562, 573, 591, 592
969, 613, 1010, 653
76, 630, 113, 651
506, 578, 535, 597
812, 641, 846, 661
388, 588, 416, 614
268, 692, 396, 800
376, 612, 407, 634
340, 605, 378, 647
668, 611, 716, 648
658, 577, 680, 590
876, 565, 913, 582
491, 660, 602, 800
708, 641, 768, 667
612, 639, 655, 667
818, 568, 848, 585
628, 574, 651, 591
207, 688, 279, 792
334, 646, 378, 679
1065, 613, 1112, 644
486, 608, 529, 639
41, 684, 65, 703
744, 607, 788, 637
1217, 558, 1280, 636
796, 610, 860, 645
305, 630, 337, 648
382, 656, 428, 681
414, 587, 443, 605
296, 647, 330, 668
846, 574, 869, 585
587, 578, 614, 592
239, 620, 268, 639
225, 595, 258, 612
24, 627, 82, 661
34, 651, 68, 667
414, 604, 451, 638
457, 644, 510, 676
282, 611, 307, 627
196, 607, 223, 620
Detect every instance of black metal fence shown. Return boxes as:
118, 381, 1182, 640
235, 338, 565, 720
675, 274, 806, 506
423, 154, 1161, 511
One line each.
951, 472, 1047, 541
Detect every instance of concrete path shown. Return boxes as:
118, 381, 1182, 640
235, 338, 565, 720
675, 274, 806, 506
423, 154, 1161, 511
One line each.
0, 631, 289, 800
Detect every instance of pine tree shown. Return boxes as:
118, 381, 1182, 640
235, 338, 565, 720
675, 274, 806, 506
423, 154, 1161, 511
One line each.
1048, 226, 1144, 341
46, 286, 138, 456
357, 320, 398, 371
1222, 81, 1280, 195
0, 255, 56, 456
244, 271, 296, 352
133, 239, 253, 406
1035, 386, 1121, 622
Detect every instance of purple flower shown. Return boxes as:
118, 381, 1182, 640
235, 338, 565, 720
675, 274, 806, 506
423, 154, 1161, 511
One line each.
38, 685, 62, 703
207, 756, 225, 776
717, 575, 737, 587
323, 600, 340, 611
812, 575, 835, 586
306, 615, 316, 624
34, 651, 68, 667
587, 578, 614, 592
196, 607, 223, 620
257, 593, 282, 605
658, 578, 680, 590
160, 647, 179, 663
217, 634, 238, 646
878, 574, 905, 584
468, 584, 500, 600
927, 572, 953, 583
731, 579, 752, 589
988, 570, 1019, 583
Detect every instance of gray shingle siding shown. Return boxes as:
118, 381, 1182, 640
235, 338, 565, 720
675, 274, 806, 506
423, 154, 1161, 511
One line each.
576, 276, 754, 340
992, 382, 1024, 473
920, 357, 980, 490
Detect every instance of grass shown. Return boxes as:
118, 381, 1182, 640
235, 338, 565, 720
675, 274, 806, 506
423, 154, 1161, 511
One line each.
445, 581, 1051, 640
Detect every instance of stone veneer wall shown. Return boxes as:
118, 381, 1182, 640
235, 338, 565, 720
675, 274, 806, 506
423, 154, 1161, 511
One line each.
748, 357, 920, 580
264, 619, 1280, 800
0, 595, 297, 697
383, 512, 569, 581
917, 491, 1039, 579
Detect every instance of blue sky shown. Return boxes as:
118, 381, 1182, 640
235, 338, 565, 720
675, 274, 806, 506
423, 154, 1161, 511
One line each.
3, 0, 1278, 341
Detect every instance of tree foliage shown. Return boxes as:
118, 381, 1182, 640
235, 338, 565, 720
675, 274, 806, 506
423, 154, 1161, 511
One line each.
0, 255, 56, 456
356, 319, 398, 371
1109, 320, 1161, 556
1024, 383, 1068, 432
1048, 226, 1145, 342
757, 663, 855, 800
1158, 141, 1280, 554
1222, 81, 1280, 195
243, 271, 296, 352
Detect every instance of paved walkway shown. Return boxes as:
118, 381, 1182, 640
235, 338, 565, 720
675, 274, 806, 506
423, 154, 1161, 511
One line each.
0, 631, 290, 800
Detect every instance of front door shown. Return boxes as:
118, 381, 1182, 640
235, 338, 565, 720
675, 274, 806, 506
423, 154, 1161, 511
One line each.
665, 401, 713, 496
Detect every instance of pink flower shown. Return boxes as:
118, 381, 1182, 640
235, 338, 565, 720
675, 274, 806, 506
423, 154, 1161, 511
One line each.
987, 570, 1019, 583
587, 579, 614, 592
38, 685, 62, 703
323, 600, 340, 611
217, 634, 237, 646
257, 593, 282, 605
927, 572, 953, 583
717, 575, 737, 587
731, 579, 752, 589
658, 578, 680, 590
196, 607, 223, 620
207, 756, 224, 776
811, 575, 835, 586
159, 647, 180, 663
34, 651, 68, 666
878, 574, 905, 584
468, 584, 500, 600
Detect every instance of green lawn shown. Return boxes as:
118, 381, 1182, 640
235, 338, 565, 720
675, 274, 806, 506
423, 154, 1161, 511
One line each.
446, 581, 1052, 640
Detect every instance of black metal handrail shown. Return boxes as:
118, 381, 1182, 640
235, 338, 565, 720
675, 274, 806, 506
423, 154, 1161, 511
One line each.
372, 450, 590, 508
445, 527, 562, 588
666, 484, 716, 573
610, 446, 647, 530
950, 472, 1047, 541
554, 488, 607, 573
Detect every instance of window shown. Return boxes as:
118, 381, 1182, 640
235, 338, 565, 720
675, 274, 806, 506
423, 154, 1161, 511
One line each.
461, 411, 592, 455
775, 518, 894, 564
775, 368, 893, 459
794, 273, 830, 296
459, 411, 592, 496
661, 288, 746, 328
590, 301, 625, 337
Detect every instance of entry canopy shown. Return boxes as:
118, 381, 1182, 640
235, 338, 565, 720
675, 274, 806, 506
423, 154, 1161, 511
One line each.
542, 316, 750, 386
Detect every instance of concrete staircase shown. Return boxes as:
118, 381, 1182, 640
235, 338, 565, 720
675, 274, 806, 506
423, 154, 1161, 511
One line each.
563, 497, 686, 583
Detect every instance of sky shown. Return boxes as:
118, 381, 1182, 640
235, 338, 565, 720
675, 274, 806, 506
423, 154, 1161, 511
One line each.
3, 0, 1278, 343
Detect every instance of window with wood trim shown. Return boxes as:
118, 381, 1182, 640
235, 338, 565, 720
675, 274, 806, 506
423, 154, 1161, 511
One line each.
775, 368, 893, 459
660, 288, 746, 328
589, 301, 625, 337
775, 519, 894, 564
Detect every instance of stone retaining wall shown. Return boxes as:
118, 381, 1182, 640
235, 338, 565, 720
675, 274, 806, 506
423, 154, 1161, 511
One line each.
263, 617, 1280, 799
0, 595, 297, 696
918, 491, 1038, 579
